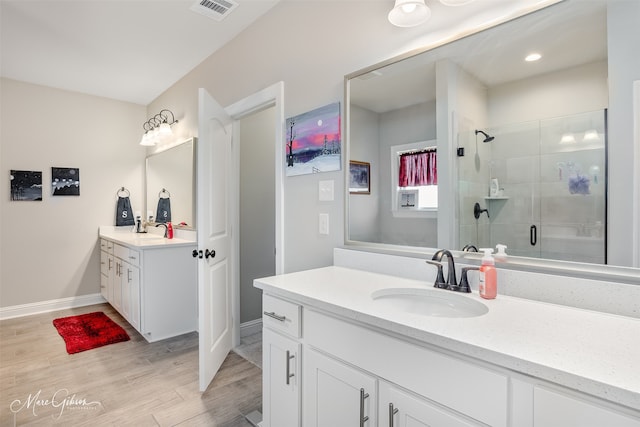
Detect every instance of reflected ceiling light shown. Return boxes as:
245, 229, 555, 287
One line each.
139, 109, 179, 146
560, 133, 576, 144
583, 129, 600, 142
525, 52, 542, 62
439, 0, 475, 5
388, 0, 431, 27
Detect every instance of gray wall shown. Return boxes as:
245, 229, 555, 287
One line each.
0, 78, 146, 308
239, 107, 276, 323
148, 0, 528, 274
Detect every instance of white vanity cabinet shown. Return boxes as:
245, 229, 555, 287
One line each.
379, 382, 477, 427
99, 239, 114, 301
99, 235, 197, 342
510, 378, 640, 427
256, 266, 640, 427
113, 244, 141, 331
304, 348, 377, 427
262, 294, 301, 427
304, 309, 507, 427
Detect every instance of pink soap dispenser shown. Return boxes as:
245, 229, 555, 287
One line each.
166, 222, 174, 239
479, 248, 497, 299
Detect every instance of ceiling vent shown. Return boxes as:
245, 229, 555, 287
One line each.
190, 0, 239, 21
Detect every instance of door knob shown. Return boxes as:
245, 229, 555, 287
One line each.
192, 249, 203, 259
205, 249, 216, 259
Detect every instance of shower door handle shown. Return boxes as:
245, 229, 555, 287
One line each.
530, 225, 537, 246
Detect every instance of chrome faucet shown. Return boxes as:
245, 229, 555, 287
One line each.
155, 223, 168, 238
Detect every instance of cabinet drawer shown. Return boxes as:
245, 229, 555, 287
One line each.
100, 238, 114, 254
263, 294, 301, 338
100, 250, 110, 276
305, 309, 508, 427
113, 244, 139, 267
127, 248, 140, 267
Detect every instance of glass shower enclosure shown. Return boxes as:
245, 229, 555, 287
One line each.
458, 110, 607, 264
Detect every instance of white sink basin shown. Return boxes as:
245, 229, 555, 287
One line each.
371, 288, 488, 318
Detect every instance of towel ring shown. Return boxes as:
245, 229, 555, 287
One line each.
117, 187, 130, 197
159, 188, 171, 198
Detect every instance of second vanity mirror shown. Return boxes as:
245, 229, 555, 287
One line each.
346, 0, 637, 272
145, 138, 196, 229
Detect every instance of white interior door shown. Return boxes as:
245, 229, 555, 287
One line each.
197, 88, 233, 392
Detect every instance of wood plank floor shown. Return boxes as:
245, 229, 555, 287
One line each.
0, 303, 262, 426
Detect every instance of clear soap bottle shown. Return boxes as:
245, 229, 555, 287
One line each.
479, 248, 497, 299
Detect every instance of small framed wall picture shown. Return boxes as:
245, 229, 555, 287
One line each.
349, 161, 370, 194
52, 167, 80, 196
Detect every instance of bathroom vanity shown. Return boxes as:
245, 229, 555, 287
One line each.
256, 265, 640, 427
99, 226, 197, 342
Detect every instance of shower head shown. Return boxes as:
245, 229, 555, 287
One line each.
475, 129, 495, 143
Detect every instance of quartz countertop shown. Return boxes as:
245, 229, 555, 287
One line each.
254, 266, 640, 412
99, 226, 196, 249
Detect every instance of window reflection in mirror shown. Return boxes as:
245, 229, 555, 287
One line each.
145, 138, 196, 229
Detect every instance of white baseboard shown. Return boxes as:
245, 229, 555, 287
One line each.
0, 293, 106, 320
240, 318, 262, 338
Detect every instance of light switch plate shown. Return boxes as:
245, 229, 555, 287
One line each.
318, 180, 334, 201
319, 213, 329, 235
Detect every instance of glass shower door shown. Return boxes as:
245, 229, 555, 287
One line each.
537, 110, 607, 263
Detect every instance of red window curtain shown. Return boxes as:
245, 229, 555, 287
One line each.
399, 150, 437, 187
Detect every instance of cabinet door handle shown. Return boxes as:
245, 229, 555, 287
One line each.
285, 350, 295, 385
389, 403, 399, 427
360, 388, 370, 426
263, 311, 286, 322
108, 258, 113, 271
127, 268, 132, 283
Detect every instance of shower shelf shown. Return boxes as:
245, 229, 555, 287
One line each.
485, 196, 509, 200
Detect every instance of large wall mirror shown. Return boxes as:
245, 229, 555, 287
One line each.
146, 138, 196, 229
346, 0, 640, 279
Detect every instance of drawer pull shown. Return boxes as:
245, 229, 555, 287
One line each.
389, 403, 399, 427
263, 311, 286, 322
285, 350, 295, 385
360, 388, 370, 426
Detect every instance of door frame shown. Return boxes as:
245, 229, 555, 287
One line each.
225, 81, 285, 346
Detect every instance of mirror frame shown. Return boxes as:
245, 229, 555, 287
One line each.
145, 137, 197, 230
343, 2, 640, 285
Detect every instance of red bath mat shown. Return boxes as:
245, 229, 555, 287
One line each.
52, 311, 130, 354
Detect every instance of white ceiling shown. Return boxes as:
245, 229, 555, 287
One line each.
0, 0, 280, 105
1, 0, 604, 109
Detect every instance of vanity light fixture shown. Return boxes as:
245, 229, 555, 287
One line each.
388, 0, 431, 27
139, 109, 179, 146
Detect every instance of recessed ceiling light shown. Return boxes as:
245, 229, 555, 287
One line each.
525, 53, 542, 62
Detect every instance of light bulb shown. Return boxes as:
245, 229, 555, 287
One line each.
401, 3, 417, 13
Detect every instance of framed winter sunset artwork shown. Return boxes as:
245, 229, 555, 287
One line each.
285, 102, 341, 177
